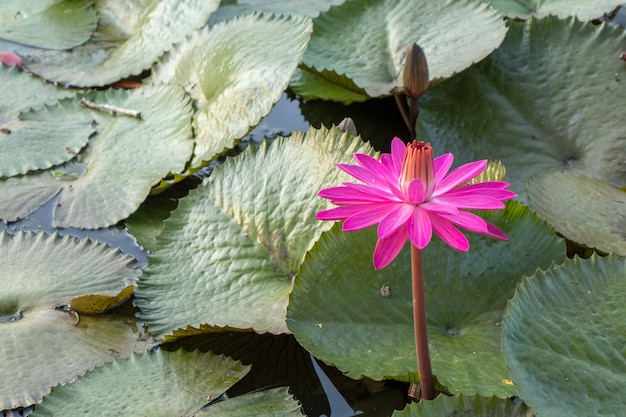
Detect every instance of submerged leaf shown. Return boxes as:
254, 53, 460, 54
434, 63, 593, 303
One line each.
30, 349, 249, 416
527, 171, 626, 256
288, 201, 565, 397
0, 0, 97, 50
136, 126, 375, 338
503, 254, 626, 416
69, 286, 134, 314
0, 231, 145, 410
151, 12, 312, 167
22, 0, 220, 86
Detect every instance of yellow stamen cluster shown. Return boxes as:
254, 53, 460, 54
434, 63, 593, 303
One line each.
400, 141, 435, 199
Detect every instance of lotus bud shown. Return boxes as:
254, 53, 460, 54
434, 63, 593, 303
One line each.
338, 117, 358, 137
402, 43, 429, 99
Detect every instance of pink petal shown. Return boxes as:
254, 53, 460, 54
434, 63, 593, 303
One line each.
407, 178, 425, 202
377, 203, 414, 239
373, 226, 408, 269
319, 185, 391, 204
437, 210, 489, 234
431, 194, 505, 210
336, 163, 390, 192
354, 153, 398, 185
420, 201, 460, 215
434, 160, 487, 196
0, 52, 23, 68
316, 204, 386, 221
407, 207, 432, 249
430, 214, 470, 251
343, 203, 400, 231
380, 153, 394, 172
433, 153, 454, 183
485, 222, 509, 240
444, 182, 516, 201
390, 137, 406, 176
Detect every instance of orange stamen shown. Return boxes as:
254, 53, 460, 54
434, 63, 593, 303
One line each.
400, 141, 435, 199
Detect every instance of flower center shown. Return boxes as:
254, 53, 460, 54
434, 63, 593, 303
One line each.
400, 141, 435, 200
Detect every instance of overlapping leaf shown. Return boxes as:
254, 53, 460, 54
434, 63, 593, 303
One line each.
503, 254, 626, 416
0, 84, 194, 228
393, 394, 533, 417
0, 231, 146, 410
485, 0, 619, 20
291, 0, 507, 102
527, 171, 626, 255
0, 0, 97, 50
151, 12, 312, 167
136, 126, 375, 339
417, 16, 626, 202
22, 0, 220, 86
30, 349, 250, 416
208, 0, 344, 24
288, 201, 565, 397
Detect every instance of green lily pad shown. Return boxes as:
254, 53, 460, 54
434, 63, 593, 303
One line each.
0, 231, 146, 410
502, 254, 626, 416
22, 0, 220, 86
291, 0, 507, 102
0, 84, 194, 228
417, 16, 626, 202
288, 201, 565, 398
208, 0, 344, 24
0, 99, 95, 177
30, 349, 250, 416
0, 65, 76, 124
393, 394, 533, 416
136, 126, 375, 339
0, 0, 97, 50
527, 171, 626, 256
196, 388, 303, 416
151, 12, 312, 167
485, 0, 619, 20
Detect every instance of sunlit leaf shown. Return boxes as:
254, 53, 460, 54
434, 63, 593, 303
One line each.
151, 12, 312, 167
197, 387, 303, 416
0, 0, 96, 50
136, 126, 375, 338
208, 0, 344, 25
22, 0, 220, 86
0, 231, 146, 410
291, 0, 507, 102
0, 85, 194, 228
30, 349, 249, 416
503, 254, 626, 416
484, 0, 619, 19
417, 16, 626, 202
288, 201, 565, 397
393, 394, 533, 416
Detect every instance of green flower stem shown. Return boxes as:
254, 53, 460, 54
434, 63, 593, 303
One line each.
411, 244, 435, 400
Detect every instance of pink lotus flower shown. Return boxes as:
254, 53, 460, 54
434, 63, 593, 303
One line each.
0, 52, 23, 69
316, 138, 516, 269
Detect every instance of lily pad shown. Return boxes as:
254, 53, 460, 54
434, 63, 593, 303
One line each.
393, 394, 533, 416
417, 16, 626, 202
527, 171, 626, 256
287, 201, 565, 398
0, 84, 194, 228
196, 388, 303, 416
485, 0, 619, 20
208, 0, 344, 24
0, 231, 146, 410
136, 126, 375, 339
0, 65, 75, 124
502, 254, 626, 416
151, 12, 312, 166
0, 99, 95, 177
30, 349, 250, 416
0, 0, 97, 50
291, 0, 507, 102
22, 0, 220, 86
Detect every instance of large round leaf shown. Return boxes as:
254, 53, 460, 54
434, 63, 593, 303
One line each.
417, 16, 626, 202
30, 349, 250, 416
502, 254, 626, 416
22, 0, 220, 86
527, 171, 626, 256
288, 201, 566, 398
485, 0, 619, 20
208, 0, 343, 24
393, 394, 533, 417
0, 0, 96, 50
0, 84, 194, 228
291, 0, 507, 102
136, 126, 375, 338
151, 12, 312, 166
0, 231, 146, 410
0, 99, 95, 177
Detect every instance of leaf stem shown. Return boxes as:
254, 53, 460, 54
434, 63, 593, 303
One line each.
411, 244, 435, 400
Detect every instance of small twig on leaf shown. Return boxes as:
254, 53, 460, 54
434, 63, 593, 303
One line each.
80, 97, 142, 119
